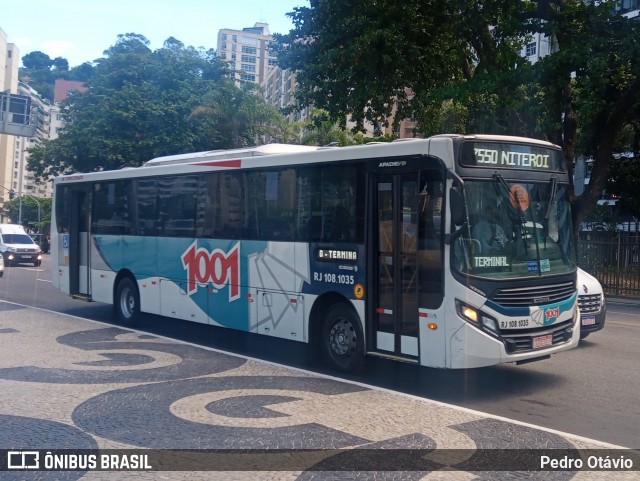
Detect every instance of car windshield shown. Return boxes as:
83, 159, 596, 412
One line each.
2, 234, 37, 245
453, 178, 576, 279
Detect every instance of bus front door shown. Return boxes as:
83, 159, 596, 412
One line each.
372, 173, 419, 360
69, 189, 92, 300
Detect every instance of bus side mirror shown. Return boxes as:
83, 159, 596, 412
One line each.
450, 186, 465, 226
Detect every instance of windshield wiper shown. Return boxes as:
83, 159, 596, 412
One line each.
544, 176, 557, 221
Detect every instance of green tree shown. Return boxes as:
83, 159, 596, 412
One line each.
607, 154, 640, 218
527, 1, 640, 231
301, 110, 357, 146
22, 51, 53, 70
277, 0, 640, 233
3, 196, 52, 231
189, 81, 284, 148
276, 1, 529, 135
27, 33, 237, 177
270, 116, 305, 144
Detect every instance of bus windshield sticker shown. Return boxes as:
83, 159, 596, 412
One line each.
473, 256, 510, 269
509, 184, 529, 210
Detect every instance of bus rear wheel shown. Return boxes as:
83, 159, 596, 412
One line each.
114, 277, 140, 324
321, 303, 364, 372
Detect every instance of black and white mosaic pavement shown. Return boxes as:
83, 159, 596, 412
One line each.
0, 305, 631, 480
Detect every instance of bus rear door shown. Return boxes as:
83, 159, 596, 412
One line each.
68, 187, 92, 300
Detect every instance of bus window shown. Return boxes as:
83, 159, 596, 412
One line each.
246, 169, 297, 240
93, 181, 132, 235
298, 164, 365, 243
158, 175, 199, 238
202, 172, 244, 239
132, 178, 160, 236
55, 185, 70, 233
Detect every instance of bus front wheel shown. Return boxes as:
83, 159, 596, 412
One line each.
321, 303, 364, 372
114, 277, 140, 324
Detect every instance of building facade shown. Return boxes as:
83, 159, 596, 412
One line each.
216, 22, 276, 85
14, 82, 52, 199
0, 27, 20, 217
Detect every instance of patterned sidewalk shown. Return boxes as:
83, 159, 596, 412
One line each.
0, 302, 636, 480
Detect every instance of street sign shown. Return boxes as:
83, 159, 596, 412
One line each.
0, 90, 37, 137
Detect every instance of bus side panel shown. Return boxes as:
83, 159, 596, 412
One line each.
418, 304, 448, 368
248, 241, 310, 341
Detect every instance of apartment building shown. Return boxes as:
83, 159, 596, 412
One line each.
14, 82, 53, 199
216, 22, 276, 85
1, 28, 20, 212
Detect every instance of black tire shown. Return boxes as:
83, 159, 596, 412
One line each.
34, 260, 42, 267
114, 277, 140, 324
321, 303, 364, 372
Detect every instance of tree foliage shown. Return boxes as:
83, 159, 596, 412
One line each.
3, 196, 52, 230
277, 0, 640, 229
20, 51, 93, 101
26, 33, 284, 179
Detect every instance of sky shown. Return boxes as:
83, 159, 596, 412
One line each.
1, 0, 307, 67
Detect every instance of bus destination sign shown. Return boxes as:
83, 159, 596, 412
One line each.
461, 142, 564, 171
316, 248, 358, 262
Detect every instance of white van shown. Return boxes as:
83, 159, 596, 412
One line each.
577, 267, 606, 340
0, 224, 43, 267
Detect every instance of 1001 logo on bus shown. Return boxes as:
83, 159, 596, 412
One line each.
545, 306, 559, 323
181, 242, 240, 300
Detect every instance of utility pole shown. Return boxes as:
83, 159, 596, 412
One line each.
18, 192, 41, 227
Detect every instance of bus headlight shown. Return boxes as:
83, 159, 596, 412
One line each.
456, 300, 500, 337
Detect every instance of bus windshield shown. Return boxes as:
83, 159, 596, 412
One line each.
454, 177, 576, 279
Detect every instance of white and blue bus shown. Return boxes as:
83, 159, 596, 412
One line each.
51, 134, 580, 370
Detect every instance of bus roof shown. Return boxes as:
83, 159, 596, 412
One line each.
143, 143, 322, 167
52, 134, 562, 185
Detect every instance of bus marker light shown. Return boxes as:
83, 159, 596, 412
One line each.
375, 307, 393, 315
427, 323, 438, 330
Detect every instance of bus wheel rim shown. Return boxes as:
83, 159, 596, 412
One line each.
121, 287, 134, 318
329, 318, 355, 357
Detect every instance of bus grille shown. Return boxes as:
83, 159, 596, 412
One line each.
502, 319, 574, 353
578, 294, 601, 314
493, 281, 575, 307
